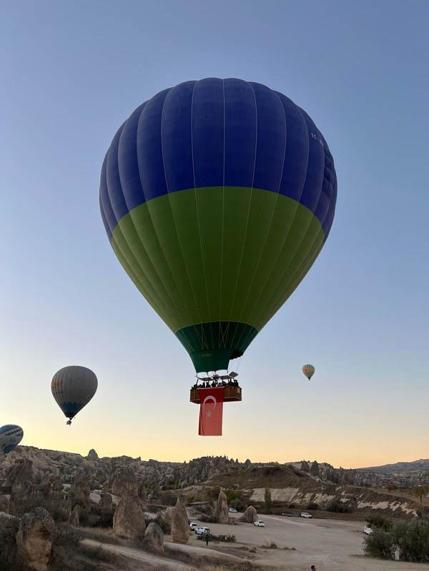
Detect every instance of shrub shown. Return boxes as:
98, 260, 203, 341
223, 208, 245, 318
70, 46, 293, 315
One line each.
366, 515, 393, 532
264, 489, 272, 514
225, 489, 247, 511
225, 489, 241, 503
326, 499, 352, 513
307, 502, 319, 511
365, 528, 395, 559
365, 519, 429, 563
263, 541, 278, 549
393, 520, 429, 563
210, 533, 236, 543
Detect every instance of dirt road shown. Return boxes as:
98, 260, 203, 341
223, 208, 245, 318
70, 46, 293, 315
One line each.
81, 538, 196, 570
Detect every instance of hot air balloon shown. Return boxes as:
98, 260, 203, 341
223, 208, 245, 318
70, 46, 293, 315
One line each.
302, 364, 315, 381
51, 366, 98, 425
100, 78, 337, 434
0, 425, 24, 454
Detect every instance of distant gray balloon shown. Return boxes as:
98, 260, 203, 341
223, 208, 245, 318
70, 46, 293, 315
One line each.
51, 365, 98, 425
0, 424, 24, 454
302, 364, 315, 381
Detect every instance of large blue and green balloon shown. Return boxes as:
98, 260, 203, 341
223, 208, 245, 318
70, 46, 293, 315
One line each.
100, 78, 337, 373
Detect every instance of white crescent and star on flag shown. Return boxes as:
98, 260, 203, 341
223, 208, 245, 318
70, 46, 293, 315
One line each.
202, 395, 217, 418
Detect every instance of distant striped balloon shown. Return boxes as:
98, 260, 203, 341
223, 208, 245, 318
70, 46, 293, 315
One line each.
0, 424, 24, 454
51, 366, 98, 425
302, 364, 315, 380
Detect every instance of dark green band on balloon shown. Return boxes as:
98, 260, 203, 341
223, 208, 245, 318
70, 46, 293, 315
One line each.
176, 321, 258, 372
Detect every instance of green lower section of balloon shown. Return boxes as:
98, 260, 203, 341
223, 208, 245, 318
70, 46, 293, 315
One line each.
176, 321, 258, 372
111, 186, 325, 368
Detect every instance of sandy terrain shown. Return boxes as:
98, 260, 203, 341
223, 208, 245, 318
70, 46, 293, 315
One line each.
187, 513, 429, 570
82, 538, 197, 570
83, 514, 429, 570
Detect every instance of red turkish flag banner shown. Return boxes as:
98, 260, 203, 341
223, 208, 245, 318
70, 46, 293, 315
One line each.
198, 387, 224, 436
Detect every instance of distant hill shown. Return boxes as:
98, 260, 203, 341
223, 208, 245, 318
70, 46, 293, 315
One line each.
359, 459, 429, 474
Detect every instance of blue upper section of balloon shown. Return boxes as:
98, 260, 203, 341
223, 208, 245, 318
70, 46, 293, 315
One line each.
100, 78, 337, 239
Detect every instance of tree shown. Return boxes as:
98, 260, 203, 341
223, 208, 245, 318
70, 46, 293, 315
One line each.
264, 488, 272, 514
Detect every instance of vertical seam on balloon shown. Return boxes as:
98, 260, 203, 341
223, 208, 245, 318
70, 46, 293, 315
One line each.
218, 79, 226, 354
252, 203, 314, 327
320, 140, 336, 239
262, 229, 324, 327
160, 86, 202, 332
110, 212, 172, 320
237, 88, 288, 333
102, 141, 121, 238
112, 178, 177, 323
286, 100, 310, 205
272, 114, 327, 309
229, 82, 258, 352
263, 166, 331, 323
248, 101, 309, 326
190, 80, 211, 357
114, 114, 179, 321
100, 158, 115, 239
110, 224, 169, 322
322, 167, 336, 242
133, 97, 188, 326
225, 81, 258, 351
253, 213, 320, 327
255, 125, 328, 327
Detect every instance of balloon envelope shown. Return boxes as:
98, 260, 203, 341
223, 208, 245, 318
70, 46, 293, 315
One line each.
100, 78, 337, 372
302, 364, 315, 380
51, 366, 98, 422
0, 424, 24, 454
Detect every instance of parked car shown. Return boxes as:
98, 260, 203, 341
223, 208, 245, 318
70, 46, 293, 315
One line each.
189, 521, 199, 530
300, 512, 312, 519
195, 526, 211, 536
254, 520, 265, 527
228, 507, 237, 513
363, 526, 373, 535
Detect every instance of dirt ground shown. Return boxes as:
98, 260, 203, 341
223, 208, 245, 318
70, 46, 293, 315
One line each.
82, 539, 195, 570
187, 513, 429, 570
83, 514, 429, 570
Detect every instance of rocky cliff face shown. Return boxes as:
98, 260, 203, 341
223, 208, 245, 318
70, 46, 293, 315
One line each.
1, 446, 425, 524
16, 507, 56, 571
214, 489, 229, 523
171, 497, 190, 544
0, 512, 19, 566
0, 448, 238, 504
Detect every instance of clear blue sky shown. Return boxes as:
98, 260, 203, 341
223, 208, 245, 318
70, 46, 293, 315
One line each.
1, 0, 428, 467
